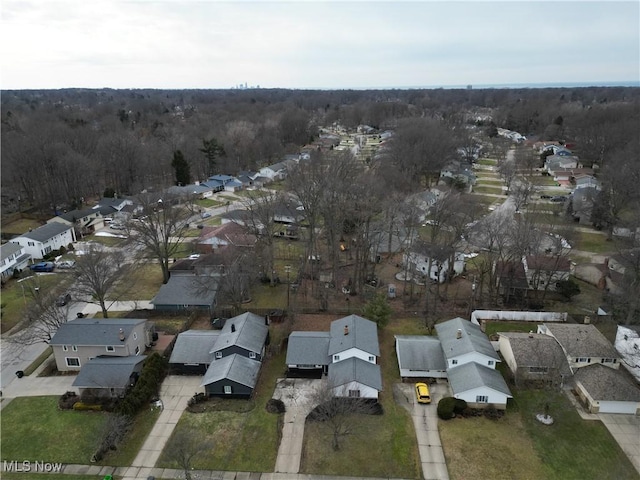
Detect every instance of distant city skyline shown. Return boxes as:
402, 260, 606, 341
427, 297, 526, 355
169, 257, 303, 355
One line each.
1, 1, 638, 90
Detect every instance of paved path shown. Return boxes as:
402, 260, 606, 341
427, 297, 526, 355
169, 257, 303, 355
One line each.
272, 377, 325, 473
121, 375, 204, 480
396, 382, 450, 480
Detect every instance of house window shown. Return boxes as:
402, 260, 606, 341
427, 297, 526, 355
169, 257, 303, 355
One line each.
66, 357, 80, 367
476, 395, 488, 403
601, 358, 614, 364
368, 356, 375, 362
249, 352, 257, 359
106, 346, 115, 352
135, 346, 140, 355
451, 359, 458, 365
348, 390, 361, 398
44, 246, 52, 254
28, 241, 35, 246
72, 345, 78, 352
62, 345, 68, 352
576, 357, 589, 363
488, 360, 494, 366
224, 385, 232, 395
215, 352, 223, 359
333, 355, 340, 362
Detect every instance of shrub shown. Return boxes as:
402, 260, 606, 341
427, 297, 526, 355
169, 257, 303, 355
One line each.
114, 352, 168, 416
453, 398, 468, 414
437, 396, 456, 420
59, 391, 80, 410
73, 402, 102, 411
266, 398, 286, 414
483, 403, 503, 420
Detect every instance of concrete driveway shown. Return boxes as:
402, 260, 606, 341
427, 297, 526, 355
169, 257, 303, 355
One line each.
599, 413, 640, 474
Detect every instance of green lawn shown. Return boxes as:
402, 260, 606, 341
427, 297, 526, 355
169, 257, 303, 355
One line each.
194, 198, 224, 208
1, 396, 110, 464
477, 158, 498, 166
483, 321, 540, 337
117, 263, 164, 300
530, 175, 561, 187
2, 475, 117, 480
573, 231, 614, 254
157, 352, 286, 472
473, 186, 505, 195
100, 408, 161, 466
245, 282, 288, 309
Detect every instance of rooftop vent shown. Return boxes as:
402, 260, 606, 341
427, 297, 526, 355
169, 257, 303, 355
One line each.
118, 328, 125, 342
344, 325, 349, 336
231, 323, 236, 333
456, 329, 462, 339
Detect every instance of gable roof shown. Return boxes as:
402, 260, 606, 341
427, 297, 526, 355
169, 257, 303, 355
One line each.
72, 355, 146, 389
15, 222, 72, 243
395, 335, 447, 372
150, 273, 219, 307
328, 356, 382, 391
286, 331, 331, 366
1, 242, 23, 261
50, 318, 146, 346
447, 362, 512, 397
57, 207, 101, 223
435, 317, 499, 361
574, 363, 640, 402
543, 323, 619, 359
409, 241, 455, 261
525, 255, 571, 272
328, 315, 380, 357
197, 222, 257, 247
169, 330, 220, 365
498, 332, 571, 375
211, 312, 268, 354
200, 353, 261, 388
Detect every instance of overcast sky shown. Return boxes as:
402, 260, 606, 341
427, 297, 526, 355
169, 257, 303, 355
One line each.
1, 1, 638, 90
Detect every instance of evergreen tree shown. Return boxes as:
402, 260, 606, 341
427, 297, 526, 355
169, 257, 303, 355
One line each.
171, 150, 191, 186
362, 293, 392, 328
199, 138, 225, 176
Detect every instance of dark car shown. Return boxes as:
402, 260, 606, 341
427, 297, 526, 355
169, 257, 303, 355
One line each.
550, 195, 568, 203
30, 262, 55, 272
56, 293, 72, 307
540, 194, 552, 200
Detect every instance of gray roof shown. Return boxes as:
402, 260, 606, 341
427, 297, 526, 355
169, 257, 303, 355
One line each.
447, 362, 512, 397
574, 364, 640, 402
410, 241, 454, 262
50, 318, 146, 346
329, 315, 380, 357
201, 353, 261, 388
72, 355, 146, 389
16, 222, 72, 243
328, 357, 382, 391
151, 273, 219, 307
435, 317, 499, 362
498, 332, 571, 375
58, 207, 100, 223
212, 312, 268, 355
169, 330, 220, 365
1, 242, 23, 261
286, 331, 331, 366
544, 323, 619, 359
395, 335, 447, 372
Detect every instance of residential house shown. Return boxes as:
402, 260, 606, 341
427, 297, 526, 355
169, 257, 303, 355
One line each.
167, 183, 214, 200
550, 167, 594, 186
404, 241, 465, 284
570, 186, 600, 225
169, 330, 220, 375
221, 209, 253, 228
201, 354, 261, 398
48, 207, 105, 239
495, 260, 530, 303
259, 161, 290, 182
545, 155, 581, 176
72, 355, 146, 398
368, 223, 417, 259
1, 242, 30, 279
395, 317, 511, 409
538, 323, 621, 372
195, 223, 257, 254
10, 222, 74, 260
273, 199, 305, 224
49, 318, 150, 371
210, 312, 269, 362
93, 197, 135, 218
498, 332, 571, 386
150, 272, 219, 315
286, 315, 382, 399
523, 255, 571, 292
440, 161, 477, 189
394, 335, 447, 379
614, 325, 640, 383
573, 364, 640, 414
573, 174, 600, 191
237, 171, 268, 189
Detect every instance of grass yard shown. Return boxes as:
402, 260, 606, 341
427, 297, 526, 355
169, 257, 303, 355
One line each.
158, 352, 286, 472
117, 263, 164, 300
530, 175, 561, 187
573, 231, 615, 254
473, 186, 505, 195
477, 158, 498, 166
0, 216, 43, 235
1, 475, 117, 480
483, 321, 540, 337
194, 198, 224, 208
100, 408, 161, 466
300, 318, 423, 478
514, 390, 638, 480
245, 282, 288, 309
0, 396, 109, 464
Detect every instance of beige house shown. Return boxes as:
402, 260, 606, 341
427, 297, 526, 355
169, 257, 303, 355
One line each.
49, 318, 150, 371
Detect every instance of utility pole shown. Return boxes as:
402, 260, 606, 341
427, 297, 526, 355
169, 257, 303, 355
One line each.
284, 265, 292, 310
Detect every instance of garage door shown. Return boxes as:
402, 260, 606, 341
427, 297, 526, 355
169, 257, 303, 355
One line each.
598, 401, 638, 415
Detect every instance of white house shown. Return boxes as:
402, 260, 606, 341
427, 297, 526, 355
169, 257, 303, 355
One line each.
10, 223, 74, 260
615, 325, 640, 383
447, 362, 513, 408
435, 317, 501, 370
0, 242, 31, 279
404, 241, 465, 284
522, 255, 572, 291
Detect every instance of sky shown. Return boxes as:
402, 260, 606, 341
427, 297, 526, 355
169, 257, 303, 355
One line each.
1, 0, 639, 90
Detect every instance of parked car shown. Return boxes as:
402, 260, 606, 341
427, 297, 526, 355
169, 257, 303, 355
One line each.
110, 222, 126, 230
30, 262, 55, 272
56, 260, 76, 269
550, 195, 568, 203
56, 293, 72, 307
415, 382, 431, 404
540, 194, 552, 199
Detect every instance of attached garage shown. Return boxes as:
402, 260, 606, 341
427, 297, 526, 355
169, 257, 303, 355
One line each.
574, 364, 640, 415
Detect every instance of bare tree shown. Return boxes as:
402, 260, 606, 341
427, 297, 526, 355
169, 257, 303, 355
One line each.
308, 382, 379, 451
165, 429, 214, 480
129, 192, 193, 283
74, 245, 133, 318
215, 250, 258, 315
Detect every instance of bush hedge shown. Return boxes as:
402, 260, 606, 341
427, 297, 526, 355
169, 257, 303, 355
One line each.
115, 352, 168, 416
437, 396, 456, 420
